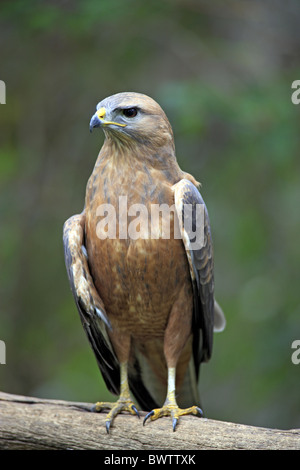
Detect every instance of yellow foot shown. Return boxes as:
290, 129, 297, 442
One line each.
92, 398, 140, 433
143, 403, 203, 431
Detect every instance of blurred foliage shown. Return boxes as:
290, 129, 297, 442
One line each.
0, 0, 299, 430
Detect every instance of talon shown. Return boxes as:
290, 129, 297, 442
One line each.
172, 417, 178, 432
143, 410, 154, 426
106, 420, 111, 434
196, 406, 203, 417
131, 405, 140, 418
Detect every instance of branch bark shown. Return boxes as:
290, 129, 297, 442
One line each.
0, 391, 299, 450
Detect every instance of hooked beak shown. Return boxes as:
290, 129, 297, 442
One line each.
89, 114, 102, 132
89, 106, 126, 133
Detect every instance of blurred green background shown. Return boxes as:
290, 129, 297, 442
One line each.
0, 0, 299, 431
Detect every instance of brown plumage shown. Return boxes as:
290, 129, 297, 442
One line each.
63, 92, 225, 432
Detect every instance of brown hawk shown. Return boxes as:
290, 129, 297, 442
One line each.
63, 92, 225, 432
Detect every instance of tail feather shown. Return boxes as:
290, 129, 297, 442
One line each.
177, 358, 201, 409
128, 348, 166, 411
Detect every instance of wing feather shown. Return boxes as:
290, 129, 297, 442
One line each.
173, 179, 215, 365
63, 212, 120, 395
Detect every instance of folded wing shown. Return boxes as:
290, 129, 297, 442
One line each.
63, 212, 120, 395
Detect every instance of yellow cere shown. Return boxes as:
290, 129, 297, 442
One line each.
96, 107, 106, 120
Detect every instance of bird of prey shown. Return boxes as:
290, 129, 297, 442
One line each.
63, 92, 225, 432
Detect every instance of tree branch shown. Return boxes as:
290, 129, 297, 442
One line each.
0, 391, 299, 450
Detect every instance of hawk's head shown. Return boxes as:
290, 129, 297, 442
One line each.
89, 92, 174, 149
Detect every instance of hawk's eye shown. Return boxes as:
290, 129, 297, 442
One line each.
123, 107, 138, 118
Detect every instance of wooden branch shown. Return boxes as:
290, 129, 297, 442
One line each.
0, 391, 299, 450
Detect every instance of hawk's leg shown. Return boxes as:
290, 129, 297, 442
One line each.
92, 361, 139, 433
143, 367, 203, 431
